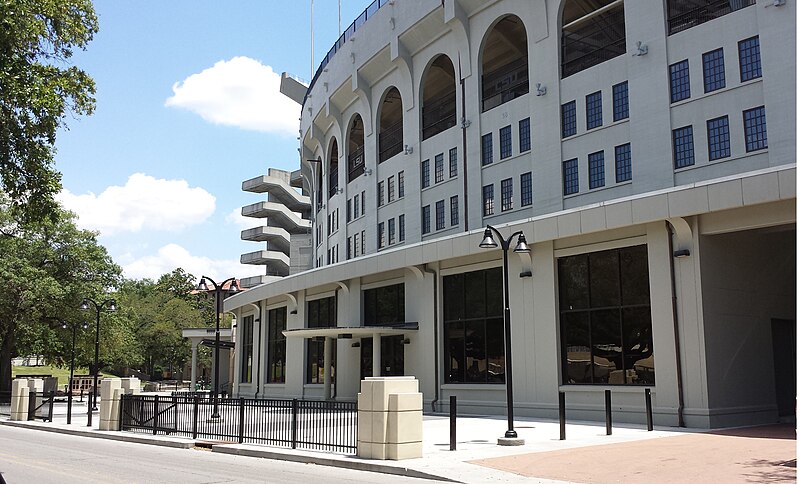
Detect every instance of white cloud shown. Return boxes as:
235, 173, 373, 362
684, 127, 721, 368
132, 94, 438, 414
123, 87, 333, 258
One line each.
225, 207, 254, 230
165, 56, 300, 136
122, 243, 263, 281
57, 173, 216, 236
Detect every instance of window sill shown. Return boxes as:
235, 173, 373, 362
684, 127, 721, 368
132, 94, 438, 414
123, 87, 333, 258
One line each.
561, 118, 630, 142
481, 151, 530, 170
673, 149, 767, 174
441, 384, 506, 391
670, 77, 762, 108
559, 384, 654, 393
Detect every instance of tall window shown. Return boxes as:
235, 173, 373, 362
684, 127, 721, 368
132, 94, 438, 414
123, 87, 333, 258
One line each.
481, 133, 493, 166
398, 171, 405, 198
559, 245, 654, 385
353, 194, 360, 218
388, 218, 396, 245
703, 48, 725, 93
738, 36, 761, 82
354, 231, 360, 256
450, 196, 459, 226
586, 91, 603, 130
364, 284, 405, 326
501, 178, 513, 211
435, 200, 445, 230
673, 125, 695, 168
612, 82, 628, 121
240, 315, 253, 383
267, 307, 287, 383
563, 158, 579, 195
449, 147, 458, 177
669, 60, 690, 103
561, 0, 626, 78
387, 175, 395, 203
377, 181, 385, 206
500, 125, 513, 159
435, 153, 444, 183
346, 199, 352, 223
588, 151, 605, 189
443, 267, 504, 383
422, 205, 431, 234
562, 101, 577, 138
421, 55, 457, 140
361, 191, 365, 215
519, 118, 531, 153
481, 15, 529, 111
328, 139, 339, 199
706, 116, 730, 160
520, 172, 532, 207
615, 143, 632, 183
421, 159, 430, 188
306, 296, 337, 384
399, 214, 405, 241
743, 106, 767, 152
482, 184, 494, 216
347, 115, 365, 181
379, 87, 403, 162
378, 221, 385, 249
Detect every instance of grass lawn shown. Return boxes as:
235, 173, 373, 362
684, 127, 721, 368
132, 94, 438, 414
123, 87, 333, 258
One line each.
13, 365, 118, 388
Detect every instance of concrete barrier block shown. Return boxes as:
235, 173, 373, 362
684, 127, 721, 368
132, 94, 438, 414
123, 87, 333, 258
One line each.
371, 410, 388, 443
357, 409, 373, 443
371, 378, 419, 409
386, 441, 422, 460
370, 442, 387, 460
387, 410, 423, 444
357, 387, 372, 412
27, 378, 44, 392
388, 393, 422, 412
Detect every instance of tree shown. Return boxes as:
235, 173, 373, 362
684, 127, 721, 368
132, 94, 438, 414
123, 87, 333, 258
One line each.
0, 0, 99, 223
0, 193, 120, 391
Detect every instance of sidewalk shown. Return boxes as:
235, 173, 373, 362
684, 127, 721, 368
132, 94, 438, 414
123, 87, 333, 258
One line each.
1, 402, 794, 483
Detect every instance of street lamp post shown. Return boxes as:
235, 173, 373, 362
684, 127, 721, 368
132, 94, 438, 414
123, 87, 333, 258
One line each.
79, 298, 117, 426
479, 225, 530, 442
61, 320, 88, 424
197, 276, 239, 420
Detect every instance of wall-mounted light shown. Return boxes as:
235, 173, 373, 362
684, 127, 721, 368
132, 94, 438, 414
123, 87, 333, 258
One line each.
338, 333, 353, 339
351, 341, 361, 348
632, 41, 648, 57
673, 249, 691, 258
519, 270, 532, 278
404, 145, 414, 155
461, 118, 471, 129
290, 309, 298, 315
336, 188, 344, 194
401, 338, 411, 345
536, 83, 547, 96
365, 169, 373, 176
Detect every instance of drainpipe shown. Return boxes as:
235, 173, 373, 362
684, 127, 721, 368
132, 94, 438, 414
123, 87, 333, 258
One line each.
459, 56, 469, 231
666, 221, 686, 427
423, 264, 440, 412
253, 302, 263, 400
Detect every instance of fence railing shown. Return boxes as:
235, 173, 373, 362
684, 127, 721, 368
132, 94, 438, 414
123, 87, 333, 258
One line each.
120, 395, 357, 454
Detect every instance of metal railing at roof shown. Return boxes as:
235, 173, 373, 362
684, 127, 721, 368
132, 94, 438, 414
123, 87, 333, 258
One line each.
302, 0, 393, 108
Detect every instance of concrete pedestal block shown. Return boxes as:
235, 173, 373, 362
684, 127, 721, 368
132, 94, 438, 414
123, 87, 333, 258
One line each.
10, 379, 28, 421
99, 379, 122, 431
357, 377, 423, 461
120, 377, 140, 394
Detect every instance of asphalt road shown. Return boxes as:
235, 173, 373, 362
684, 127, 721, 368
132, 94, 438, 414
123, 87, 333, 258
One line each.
0, 426, 437, 484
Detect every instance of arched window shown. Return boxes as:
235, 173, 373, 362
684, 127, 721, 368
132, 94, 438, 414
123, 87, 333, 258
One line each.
667, 0, 755, 35
328, 139, 339, 198
347, 115, 365, 182
561, 0, 626, 78
421, 55, 456, 141
481, 15, 529, 112
378, 88, 403, 163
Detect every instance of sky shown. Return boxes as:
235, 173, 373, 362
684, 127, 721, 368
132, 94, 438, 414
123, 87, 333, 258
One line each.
54, 0, 373, 283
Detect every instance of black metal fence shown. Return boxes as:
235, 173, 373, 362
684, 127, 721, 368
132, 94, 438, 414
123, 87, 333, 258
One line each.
120, 395, 357, 454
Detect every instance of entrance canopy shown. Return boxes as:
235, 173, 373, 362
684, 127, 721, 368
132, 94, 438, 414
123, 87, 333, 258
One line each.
282, 322, 418, 339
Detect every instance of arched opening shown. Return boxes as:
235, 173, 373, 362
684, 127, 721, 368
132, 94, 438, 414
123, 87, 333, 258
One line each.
481, 15, 529, 112
561, 0, 626, 78
315, 156, 323, 211
378, 87, 404, 163
421, 55, 457, 141
328, 139, 339, 199
347, 115, 365, 182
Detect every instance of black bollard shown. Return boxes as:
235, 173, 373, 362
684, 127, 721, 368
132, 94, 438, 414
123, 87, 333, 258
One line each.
604, 390, 612, 435
559, 391, 566, 440
645, 388, 653, 431
449, 395, 457, 451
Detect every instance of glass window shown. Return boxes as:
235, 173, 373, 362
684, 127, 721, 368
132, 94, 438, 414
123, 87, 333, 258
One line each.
354, 231, 360, 256
398, 171, 405, 198
562, 101, 577, 137
239, 315, 253, 383
347, 237, 352, 260
361, 229, 365, 254
588, 151, 605, 189
668, 0, 755, 35
306, 296, 337, 384
563, 158, 579, 195
364, 283, 405, 326
387, 176, 395, 203
421, 160, 430, 188
361, 191, 365, 214
481, 133, 493, 166
672, 126, 695, 169
399, 214, 405, 241
669, 60, 690, 103
449, 147, 458, 177
443, 267, 504, 384
435, 153, 444, 183
346, 199, 352, 222
520, 172, 532, 207
743, 106, 767, 152
422, 205, 431, 234
482, 184, 494, 216
377, 181, 385, 206
586, 91, 603, 130
450, 195, 458, 226
519, 117, 531, 153
436, 200, 445, 230
354, 194, 360, 218
738, 36, 761, 82
612, 81, 628, 121
501, 177, 513, 211
267, 308, 287, 383
388, 218, 396, 245
378, 221, 385, 249
706, 115, 730, 160
500, 125, 512, 159
615, 143, 632, 183
703, 48, 725, 93
559, 245, 654, 385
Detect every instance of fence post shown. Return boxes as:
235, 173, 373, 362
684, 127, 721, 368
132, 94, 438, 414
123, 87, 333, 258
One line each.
645, 388, 653, 431
47, 392, 54, 422
192, 396, 199, 439
27, 391, 34, 421
449, 395, 457, 451
559, 391, 566, 440
604, 390, 612, 436
291, 399, 298, 449
118, 394, 125, 431
238, 398, 245, 444
153, 395, 159, 435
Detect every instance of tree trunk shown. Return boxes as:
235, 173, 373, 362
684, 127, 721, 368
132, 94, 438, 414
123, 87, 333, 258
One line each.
0, 328, 16, 392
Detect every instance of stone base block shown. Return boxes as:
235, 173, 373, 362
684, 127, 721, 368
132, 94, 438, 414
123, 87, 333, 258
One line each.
497, 437, 525, 446
386, 441, 422, 460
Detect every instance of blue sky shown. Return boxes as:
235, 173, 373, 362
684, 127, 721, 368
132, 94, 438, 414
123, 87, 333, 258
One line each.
54, 1, 372, 282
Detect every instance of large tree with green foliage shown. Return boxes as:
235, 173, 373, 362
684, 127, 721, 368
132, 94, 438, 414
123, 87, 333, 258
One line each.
0, 0, 99, 223
0, 193, 120, 391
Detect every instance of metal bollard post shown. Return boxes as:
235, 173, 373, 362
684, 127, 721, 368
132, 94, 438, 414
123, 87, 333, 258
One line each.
87, 392, 92, 427
645, 388, 653, 431
559, 391, 566, 440
291, 399, 299, 449
449, 395, 457, 451
192, 396, 199, 439
238, 398, 246, 444
153, 394, 159, 435
604, 390, 612, 436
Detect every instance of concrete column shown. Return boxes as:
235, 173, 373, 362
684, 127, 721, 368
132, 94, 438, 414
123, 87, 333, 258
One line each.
323, 336, 332, 400
99, 378, 122, 431
372, 333, 381, 377
190, 340, 199, 390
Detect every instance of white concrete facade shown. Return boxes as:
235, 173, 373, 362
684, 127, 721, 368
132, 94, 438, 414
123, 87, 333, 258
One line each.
226, 0, 796, 429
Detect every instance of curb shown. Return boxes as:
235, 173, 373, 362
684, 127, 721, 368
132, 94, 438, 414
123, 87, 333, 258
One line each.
0, 420, 194, 449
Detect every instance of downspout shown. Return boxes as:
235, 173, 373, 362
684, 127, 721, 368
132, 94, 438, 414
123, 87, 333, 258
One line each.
666, 222, 686, 427
253, 302, 263, 400
423, 264, 440, 412
459, 57, 469, 231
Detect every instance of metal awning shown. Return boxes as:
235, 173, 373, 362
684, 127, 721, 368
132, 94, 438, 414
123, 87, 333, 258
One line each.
200, 338, 235, 350
282, 322, 418, 339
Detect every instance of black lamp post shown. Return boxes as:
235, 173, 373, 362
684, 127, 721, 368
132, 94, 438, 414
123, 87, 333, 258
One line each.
79, 297, 116, 426
197, 275, 239, 419
61, 320, 88, 424
479, 225, 530, 440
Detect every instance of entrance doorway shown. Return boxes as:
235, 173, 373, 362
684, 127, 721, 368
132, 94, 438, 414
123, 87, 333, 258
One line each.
360, 335, 404, 378
771, 318, 796, 419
